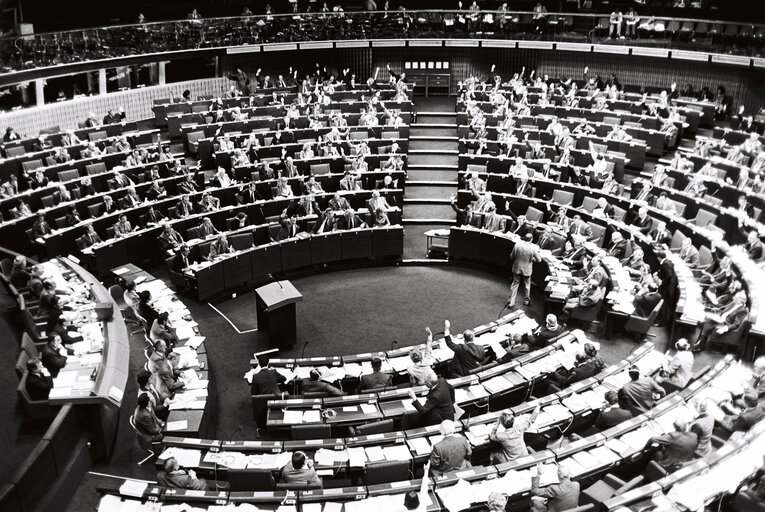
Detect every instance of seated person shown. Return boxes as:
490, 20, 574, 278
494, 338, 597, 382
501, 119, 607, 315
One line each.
719, 392, 765, 432
595, 390, 633, 429
301, 369, 343, 396
489, 404, 541, 464
311, 208, 337, 234
356, 356, 393, 392
562, 279, 603, 319
407, 328, 434, 385
372, 208, 390, 227
547, 344, 605, 390
298, 194, 320, 216
198, 217, 218, 237
113, 214, 133, 237
157, 457, 208, 490
151, 312, 179, 345
692, 290, 748, 352
280, 451, 321, 487
197, 192, 220, 212
134, 392, 164, 445
430, 420, 472, 476
207, 233, 234, 260
40, 333, 72, 378
531, 464, 580, 512
647, 419, 698, 471
64, 206, 82, 227
496, 333, 532, 364
25, 358, 53, 400
158, 223, 184, 252
278, 210, 305, 240
338, 208, 366, 230
137, 290, 159, 328
170, 244, 192, 272
656, 339, 694, 391
9, 255, 31, 288
526, 314, 564, 348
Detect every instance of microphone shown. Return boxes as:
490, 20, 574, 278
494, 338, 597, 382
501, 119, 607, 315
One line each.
497, 301, 510, 320
268, 273, 285, 292
390, 340, 398, 352
301, 340, 309, 359
215, 425, 244, 489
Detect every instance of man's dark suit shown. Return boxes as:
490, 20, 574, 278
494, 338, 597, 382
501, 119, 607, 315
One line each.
250, 368, 287, 395
41, 344, 67, 378
356, 371, 393, 393
632, 214, 653, 235
606, 240, 628, 259
595, 406, 634, 429
26, 372, 53, 400
444, 336, 484, 377
170, 252, 190, 272
413, 378, 455, 426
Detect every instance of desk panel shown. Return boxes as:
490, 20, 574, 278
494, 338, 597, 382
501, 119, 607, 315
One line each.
280, 238, 312, 270
251, 244, 282, 283
311, 232, 342, 265
195, 264, 225, 301
372, 227, 403, 258
341, 229, 373, 260
223, 252, 253, 289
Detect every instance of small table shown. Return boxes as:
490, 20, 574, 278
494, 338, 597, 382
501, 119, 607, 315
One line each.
425, 229, 450, 257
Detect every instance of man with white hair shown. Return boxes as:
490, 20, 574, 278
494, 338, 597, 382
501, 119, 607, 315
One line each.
690, 400, 714, 458
428, 420, 472, 476
656, 339, 694, 391
407, 372, 455, 426
531, 463, 580, 512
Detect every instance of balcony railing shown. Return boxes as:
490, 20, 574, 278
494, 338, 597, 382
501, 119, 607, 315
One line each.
1, 10, 765, 75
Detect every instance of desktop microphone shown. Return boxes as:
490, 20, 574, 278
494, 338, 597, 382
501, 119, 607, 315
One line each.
497, 301, 510, 320
215, 425, 244, 489
301, 340, 309, 359
390, 340, 398, 352
268, 273, 285, 292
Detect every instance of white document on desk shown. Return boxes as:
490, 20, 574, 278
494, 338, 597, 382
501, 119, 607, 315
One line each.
281, 410, 303, 424
302, 409, 321, 423
165, 420, 189, 431
118, 479, 148, 498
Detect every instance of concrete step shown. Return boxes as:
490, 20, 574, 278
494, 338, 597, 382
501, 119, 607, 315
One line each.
409, 149, 459, 155
409, 135, 458, 141
407, 180, 457, 186
411, 123, 458, 129
403, 198, 451, 204
405, 185, 456, 200
402, 218, 455, 225
402, 203, 455, 220
408, 163, 459, 170
410, 126, 459, 137
407, 169, 459, 182
410, 140, 460, 151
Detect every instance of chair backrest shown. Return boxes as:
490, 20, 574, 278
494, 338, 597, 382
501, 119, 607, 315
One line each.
466, 164, 487, 175
40, 195, 56, 208
0, 258, 12, 277
310, 163, 330, 175
228, 469, 276, 491
588, 223, 606, 246
353, 419, 394, 436
5, 145, 25, 157
525, 206, 544, 223
21, 332, 39, 358
350, 131, 368, 140
580, 196, 598, 213
698, 245, 713, 268
552, 190, 574, 206
186, 130, 206, 151
16, 351, 31, 380
87, 204, 103, 218
365, 460, 410, 486
670, 230, 687, 250
88, 131, 107, 142
86, 162, 106, 175
381, 130, 399, 140
186, 226, 202, 240
108, 284, 126, 308
21, 159, 43, 172
230, 232, 254, 251
57, 169, 80, 182
693, 209, 717, 228
290, 424, 331, 440
612, 205, 626, 222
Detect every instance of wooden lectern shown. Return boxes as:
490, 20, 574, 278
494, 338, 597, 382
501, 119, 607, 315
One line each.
255, 280, 303, 348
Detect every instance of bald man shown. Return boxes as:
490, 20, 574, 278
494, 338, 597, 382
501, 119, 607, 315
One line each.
531, 463, 580, 512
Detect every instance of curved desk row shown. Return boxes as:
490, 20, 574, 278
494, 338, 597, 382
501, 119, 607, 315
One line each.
111, 263, 217, 439
39, 257, 128, 460
91, 354, 739, 512
181, 226, 404, 301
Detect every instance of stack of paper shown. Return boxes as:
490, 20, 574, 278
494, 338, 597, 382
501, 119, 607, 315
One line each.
158, 447, 201, 467
435, 479, 475, 512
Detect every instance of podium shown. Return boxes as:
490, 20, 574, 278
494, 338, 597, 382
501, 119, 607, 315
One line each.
255, 280, 303, 349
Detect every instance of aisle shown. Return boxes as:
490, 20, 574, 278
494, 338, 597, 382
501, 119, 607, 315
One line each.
402, 97, 459, 259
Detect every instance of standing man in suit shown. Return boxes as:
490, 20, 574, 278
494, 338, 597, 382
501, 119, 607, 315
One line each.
442, 320, 484, 377
407, 372, 455, 427
655, 250, 678, 327
508, 233, 541, 307
250, 354, 287, 395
